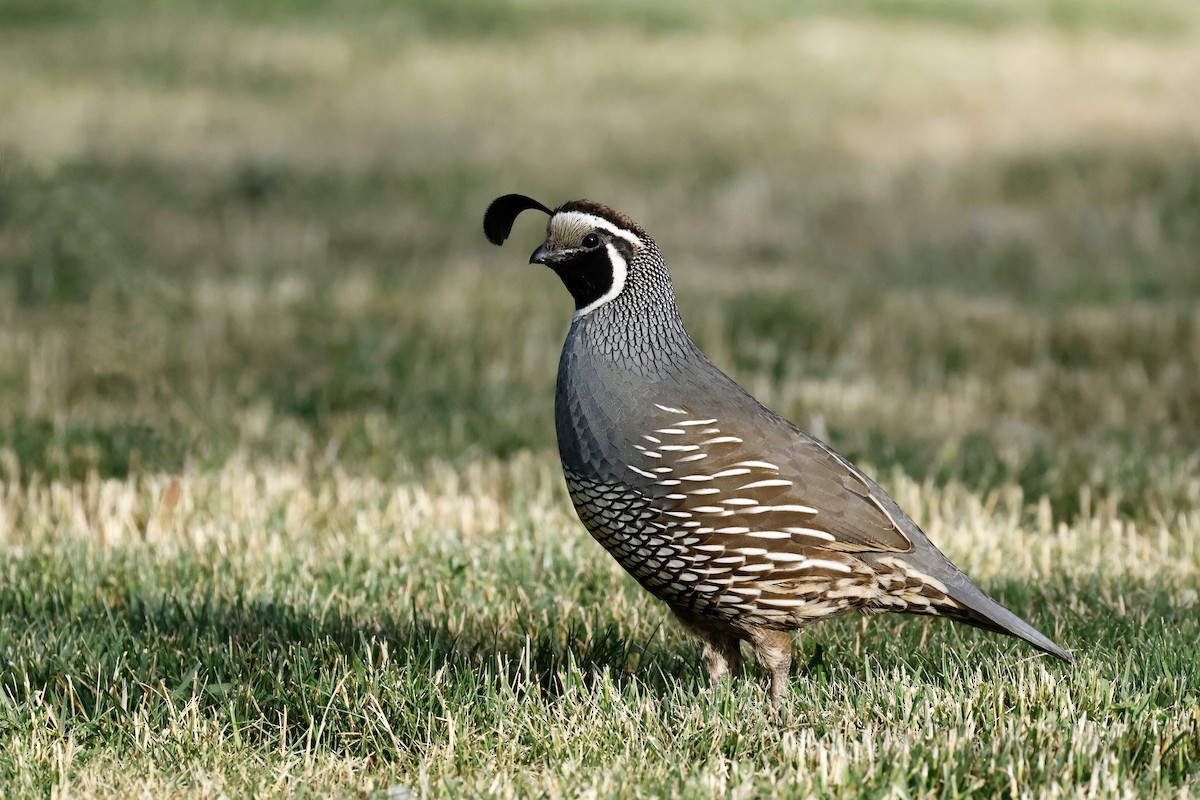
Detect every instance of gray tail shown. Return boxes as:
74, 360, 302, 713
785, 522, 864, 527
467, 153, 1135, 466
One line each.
929, 564, 1074, 664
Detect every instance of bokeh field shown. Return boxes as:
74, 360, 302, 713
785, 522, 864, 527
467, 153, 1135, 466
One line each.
1, 1, 1199, 797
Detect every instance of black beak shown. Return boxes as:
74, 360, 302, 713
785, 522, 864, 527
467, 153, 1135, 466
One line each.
529, 242, 555, 265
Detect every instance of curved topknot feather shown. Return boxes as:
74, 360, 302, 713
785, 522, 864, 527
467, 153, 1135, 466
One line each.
483, 194, 553, 246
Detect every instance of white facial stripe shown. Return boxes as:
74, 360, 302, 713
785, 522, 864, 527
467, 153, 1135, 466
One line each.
573, 242, 628, 319
552, 211, 642, 248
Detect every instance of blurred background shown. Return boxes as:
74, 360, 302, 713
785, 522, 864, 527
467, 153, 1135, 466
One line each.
1, 0, 1198, 524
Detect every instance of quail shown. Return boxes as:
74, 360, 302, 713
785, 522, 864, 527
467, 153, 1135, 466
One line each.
483, 193, 1072, 706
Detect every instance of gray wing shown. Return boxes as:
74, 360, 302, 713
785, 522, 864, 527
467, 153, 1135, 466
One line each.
623, 398, 914, 556
621, 395, 1073, 660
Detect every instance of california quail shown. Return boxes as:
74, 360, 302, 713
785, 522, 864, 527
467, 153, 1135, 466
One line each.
483, 193, 1072, 706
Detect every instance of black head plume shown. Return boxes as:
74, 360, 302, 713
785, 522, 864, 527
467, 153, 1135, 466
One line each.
483, 194, 553, 246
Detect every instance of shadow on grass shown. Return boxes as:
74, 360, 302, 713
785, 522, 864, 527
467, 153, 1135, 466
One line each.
1, 562, 1195, 767
0, 574, 692, 761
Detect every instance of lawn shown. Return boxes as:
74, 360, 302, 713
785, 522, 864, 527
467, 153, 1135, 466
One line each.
0, 1, 1198, 796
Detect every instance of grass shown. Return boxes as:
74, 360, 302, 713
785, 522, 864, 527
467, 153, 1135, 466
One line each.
1, 459, 1197, 796
1, 0, 1199, 796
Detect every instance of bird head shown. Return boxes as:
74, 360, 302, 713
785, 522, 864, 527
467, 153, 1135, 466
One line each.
483, 194, 655, 317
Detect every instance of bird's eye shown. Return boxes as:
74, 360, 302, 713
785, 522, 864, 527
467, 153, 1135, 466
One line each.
582, 233, 601, 248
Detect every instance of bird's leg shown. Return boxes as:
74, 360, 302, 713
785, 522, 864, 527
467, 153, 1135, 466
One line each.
699, 631, 743, 683
673, 611, 743, 685
747, 628, 793, 710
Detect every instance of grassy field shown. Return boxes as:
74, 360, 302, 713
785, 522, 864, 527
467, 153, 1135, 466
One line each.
2, 0, 1199, 796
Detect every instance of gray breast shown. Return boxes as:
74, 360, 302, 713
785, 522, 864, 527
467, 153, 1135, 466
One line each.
553, 312, 926, 628
554, 315, 738, 611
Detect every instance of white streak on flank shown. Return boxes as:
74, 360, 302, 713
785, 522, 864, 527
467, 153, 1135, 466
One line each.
659, 444, 700, 452
786, 527, 836, 542
711, 468, 752, 479
654, 403, 687, 415
691, 506, 724, 513
699, 436, 742, 445
680, 474, 713, 482
681, 521, 701, 528
802, 558, 854, 573
677, 452, 709, 463
734, 460, 781, 471
765, 551, 806, 562
713, 555, 745, 565
771, 505, 819, 515
694, 527, 715, 534
627, 465, 657, 479
700, 428, 720, 434
688, 486, 720, 495
694, 544, 725, 552
729, 586, 761, 596
664, 493, 686, 500
655, 428, 686, 435
745, 530, 791, 540
642, 434, 661, 444
717, 527, 750, 534
721, 498, 758, 506
926, 577, 950, 595
739, 479, 793, 490
665, 511, 691, 518
657, 479, 681, 486
739, 563, 774, 573
573, 242, 628, 319
677, 419, 718, 426
640, 451, 662, 459
652, 467, 674, 473
733, 547, 768, 555
874, 562, 950, 595
759, 597, 809, 608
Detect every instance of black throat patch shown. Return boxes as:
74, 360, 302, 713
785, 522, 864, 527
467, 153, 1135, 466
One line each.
549, 247, 616, 311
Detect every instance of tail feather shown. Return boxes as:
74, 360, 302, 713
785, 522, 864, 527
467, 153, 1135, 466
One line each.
925, 561, 1074, 664
871, 543, 1075, 664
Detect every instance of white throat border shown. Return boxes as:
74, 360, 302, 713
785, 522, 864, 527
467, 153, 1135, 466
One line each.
574, 242, 628, 319
554, 211, 640, 320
